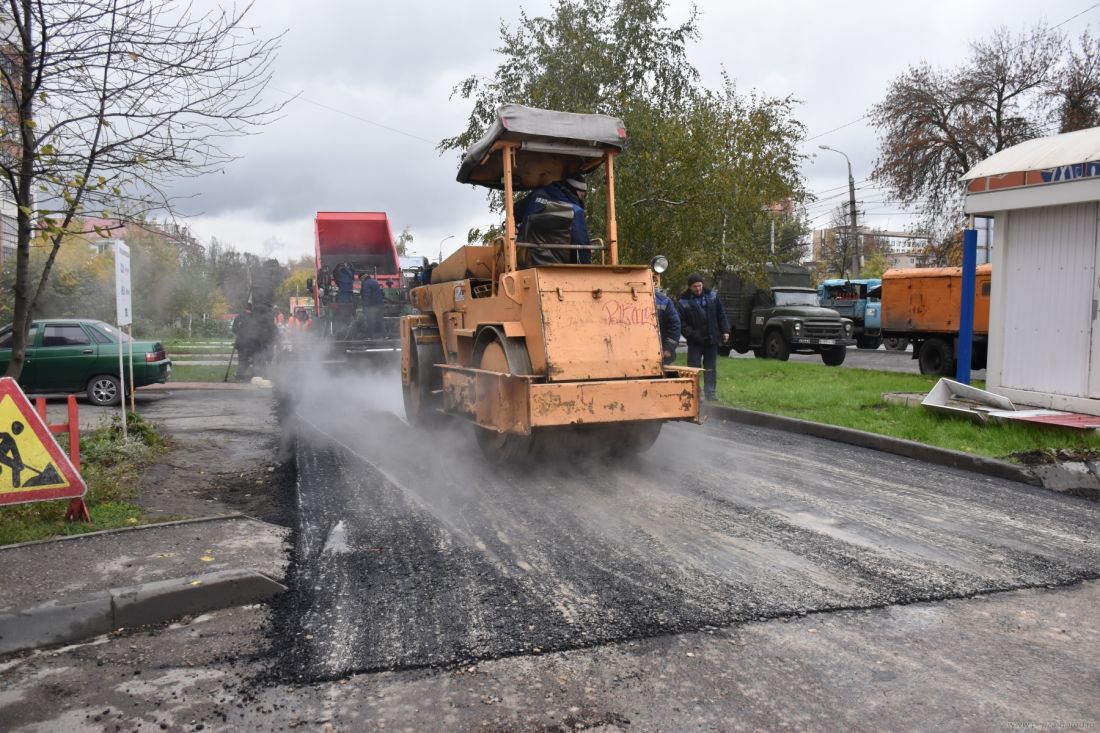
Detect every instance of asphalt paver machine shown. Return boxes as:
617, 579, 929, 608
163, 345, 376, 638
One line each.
401, 104, 700, 462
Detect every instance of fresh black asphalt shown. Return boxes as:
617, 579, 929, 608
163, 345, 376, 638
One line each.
271, 378, 1100, 682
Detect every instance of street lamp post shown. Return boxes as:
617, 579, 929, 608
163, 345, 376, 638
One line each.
437, 235, 455, 264
819, 145, 860, 277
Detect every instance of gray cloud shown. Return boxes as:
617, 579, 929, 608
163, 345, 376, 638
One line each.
174, 0, 1094, 256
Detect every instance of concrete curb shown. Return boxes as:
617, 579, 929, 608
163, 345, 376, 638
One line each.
0, 568, 287, 656
144, 382, 263, 391
703, 404, 1041, 487
0, 514, 249, 551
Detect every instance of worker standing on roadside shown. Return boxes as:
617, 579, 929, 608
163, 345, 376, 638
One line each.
678, 274, 730, 401
233, 305, 257, 380
360, 274, 385, 338
655, 290, 681, 366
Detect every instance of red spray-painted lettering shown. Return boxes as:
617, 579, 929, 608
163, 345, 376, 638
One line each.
603, 300, 656, 327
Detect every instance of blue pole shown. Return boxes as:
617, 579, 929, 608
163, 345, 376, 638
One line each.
955, 227, 978, 384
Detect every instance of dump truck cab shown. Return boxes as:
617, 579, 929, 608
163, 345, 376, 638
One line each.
818, 278, 882, 349
717, 265, 854, 366
401, 105, 700, 462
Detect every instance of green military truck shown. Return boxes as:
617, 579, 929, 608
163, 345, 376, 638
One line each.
716, 264, 855, 366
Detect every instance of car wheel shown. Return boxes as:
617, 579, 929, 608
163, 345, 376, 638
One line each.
87, 374, 122, 406
918, 338, 956, 376
821, 345, 847, 366
764, 331, 790, 361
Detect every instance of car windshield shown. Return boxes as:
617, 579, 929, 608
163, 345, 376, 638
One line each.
90, 322, 131, 343
774, 290, 820, 307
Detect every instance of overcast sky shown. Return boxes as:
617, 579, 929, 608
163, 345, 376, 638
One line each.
175, 0, 1100, 263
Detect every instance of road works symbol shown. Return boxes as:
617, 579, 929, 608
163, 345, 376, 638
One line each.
0, 377, 86, 505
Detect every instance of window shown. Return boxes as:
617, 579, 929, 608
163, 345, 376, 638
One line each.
92, 322, 129, 343
981, 282, 991, 296
41, 324, 91, 347
89, 326, 112, 344
774, 290, 820, 307
0, 325, 35, 349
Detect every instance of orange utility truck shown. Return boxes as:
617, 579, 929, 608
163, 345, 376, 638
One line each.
880, 263, 992, 375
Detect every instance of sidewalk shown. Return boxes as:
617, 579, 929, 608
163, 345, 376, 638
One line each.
1, 387, 290, 657
0, 516, 288, 654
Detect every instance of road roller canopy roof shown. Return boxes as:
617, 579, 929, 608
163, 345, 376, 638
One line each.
457, 104, 627, 190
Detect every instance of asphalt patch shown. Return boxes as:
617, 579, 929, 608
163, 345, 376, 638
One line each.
268, 410, 1100, 684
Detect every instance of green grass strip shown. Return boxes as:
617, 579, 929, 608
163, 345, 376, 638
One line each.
709, 357, 1100, 461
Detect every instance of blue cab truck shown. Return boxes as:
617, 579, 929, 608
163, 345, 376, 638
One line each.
817, 278, 883, 350
863, 283, 909, 352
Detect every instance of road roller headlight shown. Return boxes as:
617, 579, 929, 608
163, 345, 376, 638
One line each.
650, 255, 669, 274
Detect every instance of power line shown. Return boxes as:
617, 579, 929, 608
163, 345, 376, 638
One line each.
802, 3, 1100, 146
1052, 2, 1100, 30
271, 87, 439, 145
805, 115, 869, 143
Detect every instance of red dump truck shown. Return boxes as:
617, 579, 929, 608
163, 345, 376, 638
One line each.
308, 212, 404, 355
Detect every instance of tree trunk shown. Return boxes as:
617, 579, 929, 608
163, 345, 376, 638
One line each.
6, 0, 36, 381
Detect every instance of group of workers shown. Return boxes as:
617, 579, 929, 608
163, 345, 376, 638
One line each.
326, 262, 390, 339
231, 303, 278, 381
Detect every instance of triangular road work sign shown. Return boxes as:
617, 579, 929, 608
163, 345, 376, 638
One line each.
0, 377, 86, 505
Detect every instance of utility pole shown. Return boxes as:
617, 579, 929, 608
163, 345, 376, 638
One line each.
819, 145, 860, 277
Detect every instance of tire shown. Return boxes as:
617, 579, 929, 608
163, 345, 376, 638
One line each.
474, 333, 534, 464
402, 329, 444, 427
883, 337, 909, 352
87, 374, 122, 406
918, 338, 956, 376
611, 421, 663, 455
821, 345, 847, 366
764, 331, 790, 361
856, 336, 881, 350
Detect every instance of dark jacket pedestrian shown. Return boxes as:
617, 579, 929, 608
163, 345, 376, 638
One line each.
514, 178, 591, 264
678, 280, 731, 347
360, 276, 384, 307
333, 262, 356, 304
655, 290, 681, 365
677, 274, 730, 401
360, 275, 385, 337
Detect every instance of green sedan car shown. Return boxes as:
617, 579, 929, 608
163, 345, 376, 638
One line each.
0, 319, 171, 406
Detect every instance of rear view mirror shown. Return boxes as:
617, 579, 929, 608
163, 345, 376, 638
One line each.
306, 277, 314, 292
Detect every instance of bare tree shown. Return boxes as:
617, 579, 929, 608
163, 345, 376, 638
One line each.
1051, 28, 1100, 132
0, 1, 282, 379
870, 24, 1060, 237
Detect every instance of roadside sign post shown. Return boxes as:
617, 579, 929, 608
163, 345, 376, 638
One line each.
956, 226, 978, 385
0, 378, 87, 514
115, 240, 132, 437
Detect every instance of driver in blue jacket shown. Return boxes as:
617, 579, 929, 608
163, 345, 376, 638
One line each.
515, 176, 591, 265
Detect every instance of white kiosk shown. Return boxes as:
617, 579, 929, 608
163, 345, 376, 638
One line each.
964, 126, 1100, 416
